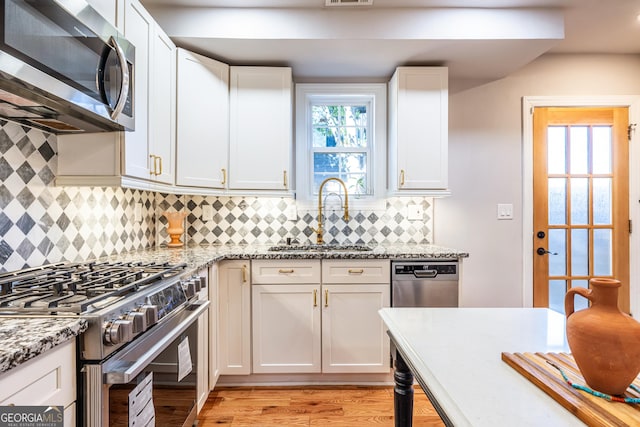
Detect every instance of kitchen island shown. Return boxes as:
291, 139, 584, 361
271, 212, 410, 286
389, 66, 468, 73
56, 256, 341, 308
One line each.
379, 307, 585, 426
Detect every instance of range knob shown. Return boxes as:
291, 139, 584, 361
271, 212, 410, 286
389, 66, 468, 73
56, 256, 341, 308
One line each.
104, 319, 133, 345
139, 304, 159, 327
182, 280, 196, 298
126, 311, 147, 334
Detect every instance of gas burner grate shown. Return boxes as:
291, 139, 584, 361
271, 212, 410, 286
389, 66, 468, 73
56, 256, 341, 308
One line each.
0, 261, 188, 314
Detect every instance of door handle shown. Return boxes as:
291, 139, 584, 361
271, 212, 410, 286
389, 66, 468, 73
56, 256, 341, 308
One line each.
537, 247, 558, 256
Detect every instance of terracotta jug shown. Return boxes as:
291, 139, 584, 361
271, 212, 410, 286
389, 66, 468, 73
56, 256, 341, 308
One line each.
565, 278, 640, 395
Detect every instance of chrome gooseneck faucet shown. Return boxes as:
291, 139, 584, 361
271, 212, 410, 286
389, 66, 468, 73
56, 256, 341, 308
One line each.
314, 177, 349, 245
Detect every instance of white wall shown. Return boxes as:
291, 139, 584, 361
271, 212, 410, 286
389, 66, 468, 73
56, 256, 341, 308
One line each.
436, 53, 640, 307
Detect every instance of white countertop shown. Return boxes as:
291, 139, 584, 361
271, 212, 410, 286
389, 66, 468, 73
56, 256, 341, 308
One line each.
379, 307, 586, 427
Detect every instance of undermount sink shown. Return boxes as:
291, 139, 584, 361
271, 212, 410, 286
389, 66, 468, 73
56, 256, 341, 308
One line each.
268, 244, 373, 252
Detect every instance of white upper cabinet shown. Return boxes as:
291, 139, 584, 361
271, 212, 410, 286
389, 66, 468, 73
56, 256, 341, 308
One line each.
147, 20, 176, 185
57, 0, 176, 190
388, 67, 449, 194
121, 0, 152, 180
176, 49, 229, 189
85, 0, 122, 28
229, 67, 292, 192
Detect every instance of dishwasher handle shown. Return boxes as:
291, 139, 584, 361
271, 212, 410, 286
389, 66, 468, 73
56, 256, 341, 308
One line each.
413, 270, 437, 279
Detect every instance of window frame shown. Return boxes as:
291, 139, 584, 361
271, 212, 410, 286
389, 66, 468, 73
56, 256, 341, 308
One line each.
295, 83, 387, 209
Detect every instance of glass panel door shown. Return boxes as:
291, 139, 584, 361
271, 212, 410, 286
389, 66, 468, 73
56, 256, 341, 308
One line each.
533, 107, 629, 314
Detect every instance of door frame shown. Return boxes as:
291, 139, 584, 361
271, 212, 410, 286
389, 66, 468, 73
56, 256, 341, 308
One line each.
522, 96, 640, 315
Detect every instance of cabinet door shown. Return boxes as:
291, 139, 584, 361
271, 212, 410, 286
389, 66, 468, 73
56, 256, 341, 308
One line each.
390, 67, 448, 191
197, 308, 209, 412
218, 261, 251, 375
176, 49, 229, 188
208, 263, 220, 388
252, 284, 321, 373
321, 284, 390, 373
85, 0, 120, 27
229, 67, 292, 191
122, 0, 151, 179
148, 26, 176, 185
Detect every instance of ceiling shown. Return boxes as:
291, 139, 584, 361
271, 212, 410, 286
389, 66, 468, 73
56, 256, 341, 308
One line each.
140, 0, 640, 87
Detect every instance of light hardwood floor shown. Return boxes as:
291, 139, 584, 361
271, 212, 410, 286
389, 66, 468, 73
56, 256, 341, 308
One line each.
197, 385, 445, 426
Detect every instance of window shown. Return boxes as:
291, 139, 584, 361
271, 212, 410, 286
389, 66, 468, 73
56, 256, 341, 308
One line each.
295, 84, 386, 206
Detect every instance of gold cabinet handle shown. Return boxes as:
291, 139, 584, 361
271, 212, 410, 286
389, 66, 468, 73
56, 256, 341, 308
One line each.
278, 269, 294, 274
149, 155, 157, 175
348, 269, 364, 274
324, 289, 329, 308
242, 264, 248, 283
283, 170, 288, 189
157, 156, 163, 175
221, 168, 227, 186
400, 169, 405, 187
313, 289, 318, 307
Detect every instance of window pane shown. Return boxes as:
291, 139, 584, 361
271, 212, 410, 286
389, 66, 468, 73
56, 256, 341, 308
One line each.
313, 152, 368, 195
593, 178, 612, 225
571, 228, 589, 276
592, 126, 612, 174
593, 229, 612, 276
570, 178, 589, 225
569, 126, 588, 174
311, 105, 367, 148
548, 229, 566, 276
547, 127, 566, 174
549, 280, 566, 314
548, 178, 566, 225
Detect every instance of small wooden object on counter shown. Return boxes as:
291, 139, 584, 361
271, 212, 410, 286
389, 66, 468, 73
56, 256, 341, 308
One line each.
502, 352, 640, 427
162, 211, 187, 247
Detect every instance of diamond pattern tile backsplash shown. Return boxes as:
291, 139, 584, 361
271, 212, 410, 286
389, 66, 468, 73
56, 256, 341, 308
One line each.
0, 120, 433, 272
0, 121, 156, 272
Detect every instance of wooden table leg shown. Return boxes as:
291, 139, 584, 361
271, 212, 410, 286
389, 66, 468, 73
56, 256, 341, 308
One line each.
394, 349, 414, 427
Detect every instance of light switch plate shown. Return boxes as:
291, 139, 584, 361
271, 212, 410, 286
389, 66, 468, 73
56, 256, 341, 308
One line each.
134, 203, 143, 222
202, 205, 214, 221
497, 203, 514, 220
407, 205, 423, 221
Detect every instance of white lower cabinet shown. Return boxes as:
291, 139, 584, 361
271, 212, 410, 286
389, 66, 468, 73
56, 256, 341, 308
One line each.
251, 259, 390, 374
208, 263, 220, 388
196, 268, 209, 413
218, 260, 251, 375
321, 283, 390, 373
252, 284, 321, 373
0, 339, 76, 427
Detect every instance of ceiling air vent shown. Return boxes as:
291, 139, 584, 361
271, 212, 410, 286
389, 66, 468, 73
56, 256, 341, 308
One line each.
325, 0, 373, 6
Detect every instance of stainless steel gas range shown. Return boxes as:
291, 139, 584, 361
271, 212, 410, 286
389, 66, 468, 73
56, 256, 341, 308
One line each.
0, 260, 209, 427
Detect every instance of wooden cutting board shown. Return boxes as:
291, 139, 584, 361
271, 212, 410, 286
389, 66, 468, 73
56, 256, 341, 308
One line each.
501, 352, 640, 427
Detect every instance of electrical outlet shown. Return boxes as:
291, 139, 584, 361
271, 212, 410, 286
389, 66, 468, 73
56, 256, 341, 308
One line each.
202, 205, 214, 221
497, 203, 514, 220
285, 205, 297, 221
407, 205, 423, 221
134, 203, 143, 222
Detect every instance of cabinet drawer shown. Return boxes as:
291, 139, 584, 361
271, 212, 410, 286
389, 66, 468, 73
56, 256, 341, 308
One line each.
0, 339, 76, 407
252, 260, 321, 284
322, 260, 390, 284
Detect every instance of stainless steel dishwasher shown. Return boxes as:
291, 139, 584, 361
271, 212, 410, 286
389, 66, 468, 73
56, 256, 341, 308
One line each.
391, 260, 459, 307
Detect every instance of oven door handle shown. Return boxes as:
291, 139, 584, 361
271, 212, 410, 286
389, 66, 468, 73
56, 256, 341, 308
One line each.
103, 300, 209, 384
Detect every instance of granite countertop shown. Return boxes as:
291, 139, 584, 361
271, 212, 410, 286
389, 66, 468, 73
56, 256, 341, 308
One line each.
0, 317, 87, 374
105, 242, 469, 272
0, 243, 467, 374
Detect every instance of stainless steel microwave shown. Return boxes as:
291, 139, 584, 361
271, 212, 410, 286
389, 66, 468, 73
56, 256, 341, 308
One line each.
0, 0, 135, 133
